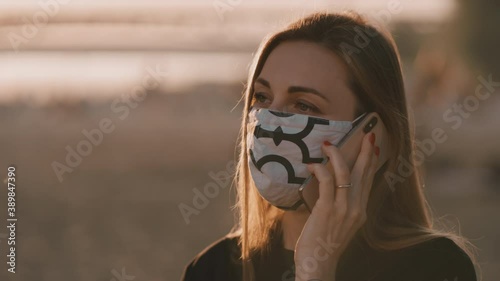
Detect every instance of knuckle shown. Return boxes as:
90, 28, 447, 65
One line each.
316, 201, 334, 213
349, 209, 360, 219
319, 173, 334, 185
337, 169, 350, 180
334, 204, 348, 219
348, 208, 367, 224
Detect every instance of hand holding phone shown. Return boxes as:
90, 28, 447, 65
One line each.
298, 112, 389, 212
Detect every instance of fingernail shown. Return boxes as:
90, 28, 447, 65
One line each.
369, 133, 376, 145
323, 140, 332, 146
375, 146, 380, 156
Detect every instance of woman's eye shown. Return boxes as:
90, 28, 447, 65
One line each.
252, 92, 270, 104
295, 101, 319, 113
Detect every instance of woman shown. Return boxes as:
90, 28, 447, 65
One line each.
182, 11, 478, 281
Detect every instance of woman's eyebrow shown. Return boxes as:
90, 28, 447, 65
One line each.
288, 86, 330, 102
255, 77, 330, 102
255, 77, 271, 88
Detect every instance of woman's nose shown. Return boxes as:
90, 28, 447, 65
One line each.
267, 98, 288, 113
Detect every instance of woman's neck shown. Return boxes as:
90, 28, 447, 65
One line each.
281, 209, 310, 251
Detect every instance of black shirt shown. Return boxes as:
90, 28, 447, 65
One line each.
181, 232, 476, 281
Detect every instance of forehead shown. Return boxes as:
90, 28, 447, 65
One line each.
258, 40, 351, 91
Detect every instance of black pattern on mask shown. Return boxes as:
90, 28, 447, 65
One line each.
249, 150, 305, 184
268, 110, 294, 117
249, 115, 329, 185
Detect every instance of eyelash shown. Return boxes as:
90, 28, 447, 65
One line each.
252, 92, 270, 104
251, 92, 321, 113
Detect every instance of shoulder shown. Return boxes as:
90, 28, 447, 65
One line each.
393, 236, 477, 281
181, 233, 241, 281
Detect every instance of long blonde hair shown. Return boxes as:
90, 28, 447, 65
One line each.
230, 11, 478, 281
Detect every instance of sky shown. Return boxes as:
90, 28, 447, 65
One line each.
0, 0, 456, 104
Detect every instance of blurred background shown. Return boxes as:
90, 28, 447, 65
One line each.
0, 0, 499, 280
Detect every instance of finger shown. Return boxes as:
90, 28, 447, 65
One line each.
307, 162, 335, 207
321, 141, 351, 206
361, 144, 380, 208
353, 133, 377, 206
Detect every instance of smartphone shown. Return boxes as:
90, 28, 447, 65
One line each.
298, 112, 389, 213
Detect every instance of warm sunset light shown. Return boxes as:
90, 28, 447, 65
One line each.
1, 1, 497, 281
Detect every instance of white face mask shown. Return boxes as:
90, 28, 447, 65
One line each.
246, 107, 363, 210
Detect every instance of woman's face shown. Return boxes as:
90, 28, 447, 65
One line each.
251, 40, 359, 121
